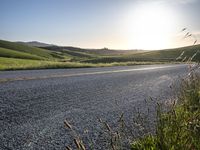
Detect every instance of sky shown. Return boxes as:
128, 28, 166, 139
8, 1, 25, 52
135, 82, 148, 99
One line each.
0, 0, 200, 50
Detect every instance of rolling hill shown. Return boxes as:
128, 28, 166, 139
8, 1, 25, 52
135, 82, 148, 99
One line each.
0, 47, 44, 60
17, 41, 55, 47
0, 39, 199, 70
0, 40, 62, 60
43, 46, 144, 56
83, 45, 200, 63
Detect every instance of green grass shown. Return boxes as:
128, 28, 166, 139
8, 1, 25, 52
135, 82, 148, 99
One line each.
132, 45, 200, 61
84, 45, 200, 63
131, 68, 200, 150
0, 40, 61, 60
0, 47, 44, 60
44, 43, 200, 63
61, 49, 96, 60
0, 57, 94, 70
44, 46, 143, 56
0, 39, 199, 70
0, 57, 169, 71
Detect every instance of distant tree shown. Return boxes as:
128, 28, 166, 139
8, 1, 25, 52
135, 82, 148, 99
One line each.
102, 47, 109, 50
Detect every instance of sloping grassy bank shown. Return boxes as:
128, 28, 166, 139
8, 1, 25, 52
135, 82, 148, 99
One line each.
131, 65, 200, 150
0, 57, 172, 71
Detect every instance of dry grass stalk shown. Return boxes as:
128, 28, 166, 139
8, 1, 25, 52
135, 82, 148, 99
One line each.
111, 138, 116, 150
79, 141, 86, 150
98, 118, 103, 123
64, 120, 72, 129
104, 122, 112, 132
118, 113, 124, 122
74, 138, 81, 149
66, 146, 72, 150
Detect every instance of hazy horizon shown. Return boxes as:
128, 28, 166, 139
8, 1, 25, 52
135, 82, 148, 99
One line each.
1, 39, 197, 51
1, 0, 200, 50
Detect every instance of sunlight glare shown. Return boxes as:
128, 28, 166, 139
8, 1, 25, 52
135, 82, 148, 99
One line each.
125, 3, 176, 50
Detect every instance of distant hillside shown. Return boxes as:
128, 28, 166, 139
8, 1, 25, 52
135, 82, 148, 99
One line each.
17, 41, 55, 47
0, 40, 64, 60
83, 45, 200, 63
0, 39, 199, 64
133, 45, 200, 61
44, 46, 144, 56
0, 47, 44, 60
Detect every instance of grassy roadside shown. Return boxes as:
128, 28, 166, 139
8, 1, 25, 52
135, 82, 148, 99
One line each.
131, 65, 200, 150
0, 57, 177, 71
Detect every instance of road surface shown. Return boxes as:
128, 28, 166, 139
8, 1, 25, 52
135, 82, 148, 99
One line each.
0, 64, 188, 149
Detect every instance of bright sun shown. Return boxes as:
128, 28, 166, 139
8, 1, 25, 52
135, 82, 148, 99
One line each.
125, 3, 176, 50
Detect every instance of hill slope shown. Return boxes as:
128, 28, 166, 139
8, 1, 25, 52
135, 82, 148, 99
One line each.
43, 46, 143, 56
0, 40, 62, 60
84, 45, 200, 63
0, 39, 199, 70
133, 45, 200, 61
0, 47, 44, 60
17, 41, 54, 47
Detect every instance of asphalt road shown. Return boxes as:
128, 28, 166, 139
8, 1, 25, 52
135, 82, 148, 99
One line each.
0, 64, 188, 150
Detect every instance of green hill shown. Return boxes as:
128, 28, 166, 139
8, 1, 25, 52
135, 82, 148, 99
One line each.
0, 40, 62, 60
0, 39, 199, 70
44, 46, 143, 56
133, 45, 200, 61
84, 45, 200, 63
0, 47, 44, 60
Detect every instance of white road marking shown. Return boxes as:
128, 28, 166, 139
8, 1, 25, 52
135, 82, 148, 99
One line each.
0, 65, 180, 83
